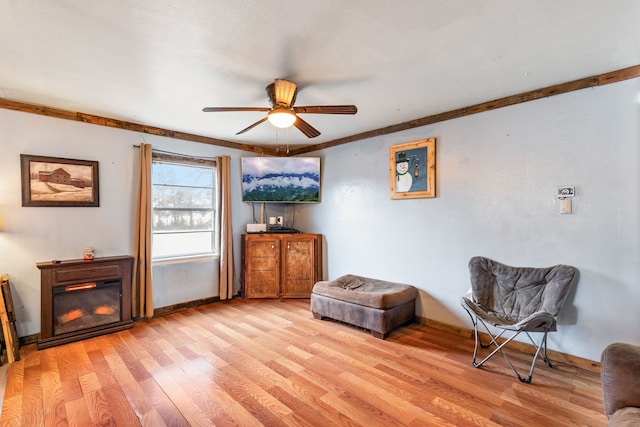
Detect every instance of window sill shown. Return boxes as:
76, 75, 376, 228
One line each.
152, 253, 219, 266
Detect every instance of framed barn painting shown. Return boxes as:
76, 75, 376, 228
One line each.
389, 138, 436, 199
21, 154, 100, 207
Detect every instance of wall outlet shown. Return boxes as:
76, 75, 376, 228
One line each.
276, 216, 283, 225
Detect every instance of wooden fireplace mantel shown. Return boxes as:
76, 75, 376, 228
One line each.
37, 255, 134, 349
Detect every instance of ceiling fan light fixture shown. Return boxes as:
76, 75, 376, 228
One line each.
267, 108, 296, 128
202, 78, 356, 137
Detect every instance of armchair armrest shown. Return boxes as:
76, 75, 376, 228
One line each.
601, 342, 640, 416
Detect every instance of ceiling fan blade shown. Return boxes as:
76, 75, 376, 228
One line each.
203, 107, 270, 112
274, 79, 297, 106
236, 117, 268, 135
293, 116, 321, 138
293, 105, 358, 115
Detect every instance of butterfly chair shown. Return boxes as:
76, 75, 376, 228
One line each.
460, 256, 577, 383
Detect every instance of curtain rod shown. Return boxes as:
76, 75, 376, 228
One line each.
132, 144, 219, 161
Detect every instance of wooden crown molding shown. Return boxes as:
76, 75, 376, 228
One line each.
1, 65, 638, 157
0, 99, 281, 156
290, 64, 640, 155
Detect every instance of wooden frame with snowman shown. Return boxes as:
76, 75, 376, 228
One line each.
389, 138, 436, 199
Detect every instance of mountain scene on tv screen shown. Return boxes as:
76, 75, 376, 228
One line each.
242, 171, 320, 202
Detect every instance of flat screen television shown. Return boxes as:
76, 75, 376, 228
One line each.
241, 157, 321, 203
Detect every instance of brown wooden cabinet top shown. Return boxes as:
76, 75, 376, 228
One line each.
241, 233, 320, 237
37, 255, 134, 270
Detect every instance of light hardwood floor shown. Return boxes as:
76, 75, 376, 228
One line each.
1, 299, 606, 426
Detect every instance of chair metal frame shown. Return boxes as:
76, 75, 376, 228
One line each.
462, 305, 553, 383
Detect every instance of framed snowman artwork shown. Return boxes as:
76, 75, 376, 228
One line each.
389, 138, 436, 199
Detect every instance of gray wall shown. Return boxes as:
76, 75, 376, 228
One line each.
306, 78, 640, 361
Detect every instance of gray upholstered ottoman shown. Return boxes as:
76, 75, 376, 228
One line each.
310, 274, 417, 339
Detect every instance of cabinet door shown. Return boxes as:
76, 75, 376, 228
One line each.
244, 237, 280, 298
281, 235, 317, 297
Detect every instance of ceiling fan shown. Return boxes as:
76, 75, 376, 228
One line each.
202, 79, 357, 138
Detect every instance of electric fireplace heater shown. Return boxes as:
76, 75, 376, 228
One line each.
53, 279, 122, 336
37, 256, 133, 349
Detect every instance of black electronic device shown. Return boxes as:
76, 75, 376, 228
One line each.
267, 227, 300, 234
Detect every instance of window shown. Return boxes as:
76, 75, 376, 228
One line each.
151, 153, 217, 259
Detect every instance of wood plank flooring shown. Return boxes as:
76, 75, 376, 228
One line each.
1, 299, 607, 426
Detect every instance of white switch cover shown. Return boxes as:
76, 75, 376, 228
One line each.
560, 198, 572, 214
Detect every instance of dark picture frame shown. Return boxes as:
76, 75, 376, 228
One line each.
389, 137, 436, 199
21, 154, 100, 207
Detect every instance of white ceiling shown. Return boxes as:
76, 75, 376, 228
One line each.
1, 1, 639, 149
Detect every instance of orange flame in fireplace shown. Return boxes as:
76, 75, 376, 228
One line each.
57, 309, 84, 325
65, 282, 97, 292
94, 306, 116, 315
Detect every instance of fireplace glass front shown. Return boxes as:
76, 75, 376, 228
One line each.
52, 279, 122, 336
